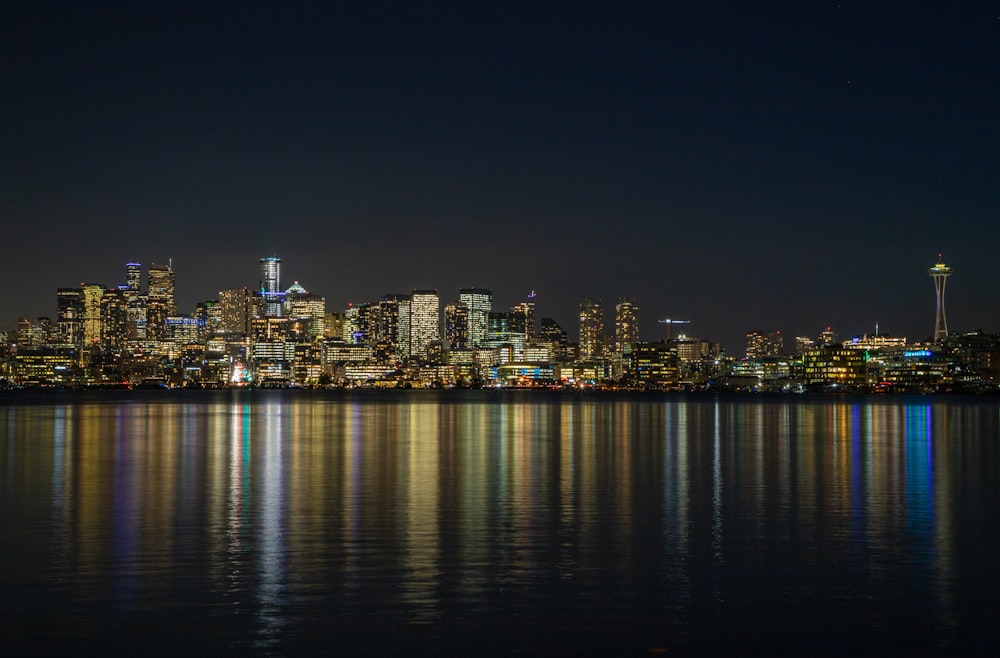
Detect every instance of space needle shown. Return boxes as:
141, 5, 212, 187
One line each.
928, 255, 952, 343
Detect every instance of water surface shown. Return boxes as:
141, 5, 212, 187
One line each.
2, 391, 998, 655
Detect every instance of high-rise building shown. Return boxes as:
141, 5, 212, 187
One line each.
508, 301, 535, 338
125, 262, 142, 292
146, 262, 176, 339
355, 302, 380, 345
486, 311, 509, 346
540, 317, 567, 345
285, 281, 326, 341
459, 288, 492, 348
795, 336, 816, 354
579, 298, 603, 360
444, 301, 469, 350
100, 288, 130, 352
259, 256, 283, 317
928, 257, 952, 342
56, 287, 84, 347
342, 305, 360, 343
81, 283, 105, 348
379, 294, 412, 360
614, 298, 639, 353
410, 290, 440, 360
745, 330, 783, 359
218, 288, 255, 336
123, 262, 146, 341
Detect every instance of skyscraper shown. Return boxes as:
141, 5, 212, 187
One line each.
459, 288, 492, 348
259, 256, 283, 317
410, 290, 440, 360
928, 257, 952, 342
125, 262, 142, 292
614, 298, 639, 353
579, 298, 603, 360
218, 288, 255, 336
81, 283, 105, 348
444, 301, 469, 350
379, 293, 412, 360
146, 262, 176, 339
508, 301, 535, 339
285, 282, 327, 341
123, 262, 146, 340
56, 287, 84, 347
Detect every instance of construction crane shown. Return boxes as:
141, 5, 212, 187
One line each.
658, 317, 690, 341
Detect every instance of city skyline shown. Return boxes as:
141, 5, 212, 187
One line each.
3, 3, 998, 350
0, 251, 970, 354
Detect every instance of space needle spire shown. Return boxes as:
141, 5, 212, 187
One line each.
928, 255, 952, 343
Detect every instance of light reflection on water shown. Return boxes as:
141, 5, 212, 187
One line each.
1, 391, 998, 655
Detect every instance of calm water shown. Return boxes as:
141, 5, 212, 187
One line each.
2, 390, 999, 655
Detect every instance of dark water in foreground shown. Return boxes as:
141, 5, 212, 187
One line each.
2, 390, 999, 655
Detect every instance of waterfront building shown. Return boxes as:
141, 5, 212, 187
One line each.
12, 348, 76, 386
631, 341, 679, 389
322, 341, 374, 370
250, 316, 292, 380
458, 288, 492, 348
409, 290, 440, 360
803, 347, 867, 388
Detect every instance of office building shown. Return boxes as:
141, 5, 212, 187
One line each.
746, 330, 783, 359
379, 293, 412, 360
444, 301, 469, 350
459, 288, 492, 348
614, 298, 639, 353
410, 290, 440, 360
259, 256, 283, 317
218, 288, 255, 336
579, 298, 603, 360
146, 262, 176, 339
81, 283, 105, 348
56, 287, 84, 347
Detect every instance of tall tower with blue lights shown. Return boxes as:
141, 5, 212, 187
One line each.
259, 256, 283, 317
928, 255, 952, 342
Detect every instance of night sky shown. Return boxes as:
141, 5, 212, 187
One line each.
3, 1, 998, 352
